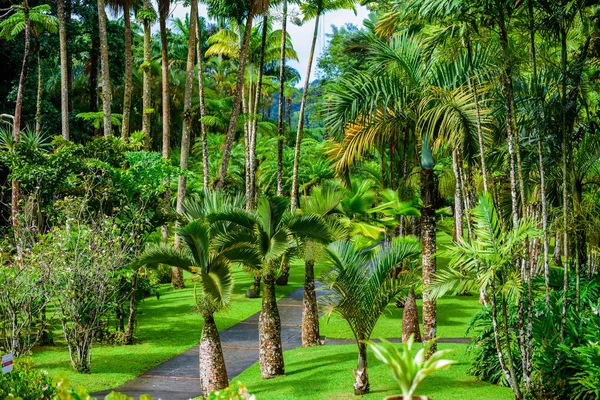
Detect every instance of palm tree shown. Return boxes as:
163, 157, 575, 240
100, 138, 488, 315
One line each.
290, 0, 356, 210
137, 220, 232, 393
139, 0, 154, 146
298, 183, 347, 346
276, 0, 289, 196
208, 196, 331, 378
321, 237, 420, 394
196, 15, 209, 192
57, 0, 69, 140
432, 194, 540, 399
97, 0, 112, 136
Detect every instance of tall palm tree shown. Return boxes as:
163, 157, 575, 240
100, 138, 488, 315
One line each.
107, 0, 134, 139
321, 237, 420, 394
57, 0, 69, 140
137, 220, 232, 393
97, 0, 112, 136
208, 197, 331, 378
290, 0, 356, 210
139, 0, 154, 146
196, 15, 209, 192
213, 0, 271, 190
276, 0, 289, 196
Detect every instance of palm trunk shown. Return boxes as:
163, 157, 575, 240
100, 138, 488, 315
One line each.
173, 0, 198, 290
353, 339, 369, 395
290, 13, 320, 211
497, 7, 519, 227
121, 3, 133, 139
196, 15, 209, 192
452, 150, 463, 243
501, 296, 523, 399
57, 0, 69, 140
12, 2, 31, 229
259, 275, 284, 378
301, 259, 320, 347
560, 27, 569, 339
215, 11, 255, 190
421, 166, 436, 358
97, 0, 112, 136
276, 0, 288, 196
141, 0, 152, 146
35, 48, 42, 136
199, 312, 228, 393
248, 13, 269, 209
402, 287, 421, 342
124, 270, 138, 345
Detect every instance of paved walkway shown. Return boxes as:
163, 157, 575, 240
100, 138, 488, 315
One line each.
94, 285, 470, 399
93, 286, 307, 400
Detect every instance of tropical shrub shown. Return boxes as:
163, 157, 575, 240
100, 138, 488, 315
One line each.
0, 358, 56, 399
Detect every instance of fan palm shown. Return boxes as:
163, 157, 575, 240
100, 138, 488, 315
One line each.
208, 196, 331, 378
321, 237, 421, 394
136, 220, 232, 393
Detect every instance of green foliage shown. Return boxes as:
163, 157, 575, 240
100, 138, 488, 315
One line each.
366, 335, 456, 397
205, 381, 255, 400
0, 358, 55, 399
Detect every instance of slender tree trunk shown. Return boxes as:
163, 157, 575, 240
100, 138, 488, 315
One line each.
215, 11, 255, 190
247, 13, 269, 209
452, 150, 463, 243
12, 2, 31, 230
121, 3, 133, 139
159, 1, 171, 155
276, 0, 288, 196
199, 313, 228, 393
196, 15, 209, 192
173, 0, 198, 290
259, 275, 284, 378
421, 166, 436, 358
354, 339, 369, 395
97, 0, 112, 136
560, 27, 569, 339
124, 270, 138, 345
141, 0, 152, 146
290, 14, 320, 211
35, 49, 42, 136
57, 0, 69, 140
301, 259, 320, 347
501, 296, 523, 400
497, 7, 519, 227
402, 287, 421, 342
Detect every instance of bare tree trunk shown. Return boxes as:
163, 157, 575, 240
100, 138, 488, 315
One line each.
97, 0, 112, 136
452, 150, 463, 243
159, 0, 171, 155
291, 14, 320, 211
121, 3, 133, 139
124, 270, 137, 345
402, 287, 421, 342
57, 0, 69, 140
353, 339, 369, 395
199, 313, 228, 393
301, 259, 320, 347
141, 0, 152, 146
196, 15, 209, 192
560, 27, 569, 339
173, 0, 198, 290
259, 275, 284, 378
215, 11, 255, 190
276, 0, 288, 196
421, 167, 436, 358
35, 49, 42, 136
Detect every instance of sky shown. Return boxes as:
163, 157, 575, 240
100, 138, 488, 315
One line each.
171, 4, 371, 85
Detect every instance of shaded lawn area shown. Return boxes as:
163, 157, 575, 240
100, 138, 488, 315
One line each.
236, 343, 512, 400
319, 232, 481, 340
31, 263, 305, 392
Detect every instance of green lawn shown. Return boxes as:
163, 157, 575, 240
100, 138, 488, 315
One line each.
32, 263, 305, 392
235, 343, 513, 400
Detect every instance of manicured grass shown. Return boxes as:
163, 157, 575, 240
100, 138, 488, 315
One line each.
32, 263, 305, 392
319, 232, 482, 340
236, 343, 512, 400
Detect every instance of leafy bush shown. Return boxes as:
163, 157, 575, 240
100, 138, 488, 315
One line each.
205, 381, 256, 400
0, 358, 56, 399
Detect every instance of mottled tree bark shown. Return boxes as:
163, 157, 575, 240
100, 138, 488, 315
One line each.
97, 0, 112, 136
276, 0, 288, 196
199, 313, 228, 393
452, 150, 463, 243
421, 167, 436, 358
402, 288, 421, 342
121, 3, 133, 139
353, 340, 369, 395
35, 50, 42, 136
57, 0, 69, 140
141, 0, 152, 145
259, 275, 284, 379
196, 15, 209, 192
301, 259, 320, 347
124, 271, 138, 345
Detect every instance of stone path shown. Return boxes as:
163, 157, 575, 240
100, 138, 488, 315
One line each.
93, 286, 307, 400
93, 285, 470, 399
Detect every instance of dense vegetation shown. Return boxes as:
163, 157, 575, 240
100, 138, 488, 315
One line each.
0, 0, 599, 399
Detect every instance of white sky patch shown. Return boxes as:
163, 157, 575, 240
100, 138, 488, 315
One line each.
170, 3, 370, 86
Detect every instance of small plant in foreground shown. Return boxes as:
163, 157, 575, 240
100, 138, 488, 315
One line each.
366, 335, 456, 399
